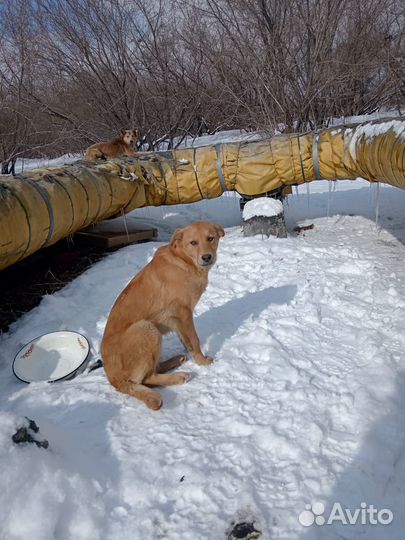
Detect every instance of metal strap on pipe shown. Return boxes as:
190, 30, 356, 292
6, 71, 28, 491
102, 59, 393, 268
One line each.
297, 134, 306, 182
154, 159, 168, 204
0, 183, 32, 262
80, 168, 103, 222
64, 171, 90, 227
312, 132, 321, 180
192, 148, 204, 199
215, 143, 227, 192
49, 176, 75, 232
17, 176, 55, 245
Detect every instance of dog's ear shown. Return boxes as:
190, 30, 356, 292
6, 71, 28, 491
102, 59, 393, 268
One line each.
171, 228, 184, 247
132, 128, 139, 138
213, 223, 225, 238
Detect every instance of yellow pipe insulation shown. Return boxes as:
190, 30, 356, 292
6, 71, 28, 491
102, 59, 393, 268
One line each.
0, 118, 404, 271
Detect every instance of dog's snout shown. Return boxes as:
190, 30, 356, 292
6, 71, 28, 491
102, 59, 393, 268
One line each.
202, 254, 212, 263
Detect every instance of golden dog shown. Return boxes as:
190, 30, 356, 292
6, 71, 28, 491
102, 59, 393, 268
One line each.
84, 129, 139, 161
101, 221, 225, 410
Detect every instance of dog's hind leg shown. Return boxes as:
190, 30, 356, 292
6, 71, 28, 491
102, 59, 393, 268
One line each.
94, 149, 106, 160
85, 147, 105, 161
104, 321, 164, 409
157, 355, 188, 373
143, 372, 191, 387
115, 380, 162, 410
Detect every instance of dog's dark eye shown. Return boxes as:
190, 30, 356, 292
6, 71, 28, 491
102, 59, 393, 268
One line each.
190, 240, 198, 246
207, 236, 214, 242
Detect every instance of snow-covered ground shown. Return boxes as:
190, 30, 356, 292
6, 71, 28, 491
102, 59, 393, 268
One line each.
0, 179, 404, 540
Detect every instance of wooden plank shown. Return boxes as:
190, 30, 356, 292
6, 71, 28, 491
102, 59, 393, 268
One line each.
74, 226, 158, 248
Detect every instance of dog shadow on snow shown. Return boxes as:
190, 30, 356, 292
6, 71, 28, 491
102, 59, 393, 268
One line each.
194, 284, 297, 358
158, 284, 296, 408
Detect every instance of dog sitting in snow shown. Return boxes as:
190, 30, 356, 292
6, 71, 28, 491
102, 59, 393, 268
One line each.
84, 129, 139, 161
101, 221, 225, 410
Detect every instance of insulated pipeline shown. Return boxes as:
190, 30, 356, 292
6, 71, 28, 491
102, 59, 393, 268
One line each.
0, 118, 404, 271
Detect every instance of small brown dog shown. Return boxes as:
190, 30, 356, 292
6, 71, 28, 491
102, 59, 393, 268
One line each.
101, 221, 225, 410
84, 129, 139, 160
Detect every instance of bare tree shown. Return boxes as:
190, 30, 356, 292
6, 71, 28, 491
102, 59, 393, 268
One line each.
0, 0, 403, 168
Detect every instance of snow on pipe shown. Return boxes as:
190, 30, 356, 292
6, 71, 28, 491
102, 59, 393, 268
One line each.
0, 117, 404, 271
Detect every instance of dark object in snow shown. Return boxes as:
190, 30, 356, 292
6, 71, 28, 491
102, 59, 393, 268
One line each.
12, 427, 49, 449
180, 475, 185, 482
243, 214, 287, 238
88, 358, 103, 372
293, 223, 314, 233
12, 419, 49, 449
227, 522, 262, 540
25, 417, 39, 433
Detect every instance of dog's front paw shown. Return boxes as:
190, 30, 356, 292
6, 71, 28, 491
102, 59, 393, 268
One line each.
195, 355, 214, 366
176, 371, 192, 384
